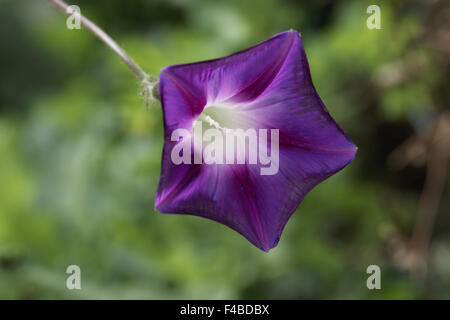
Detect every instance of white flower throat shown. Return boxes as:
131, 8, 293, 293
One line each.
170, 104, 280, 175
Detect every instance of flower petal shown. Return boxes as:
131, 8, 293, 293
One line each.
156, 30, 357, 251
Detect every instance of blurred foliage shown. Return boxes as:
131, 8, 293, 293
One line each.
0, 0, 449, 299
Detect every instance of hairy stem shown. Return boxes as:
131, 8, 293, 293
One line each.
47, 0, 159, 105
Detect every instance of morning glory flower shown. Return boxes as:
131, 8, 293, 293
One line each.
155, 30, 357, 251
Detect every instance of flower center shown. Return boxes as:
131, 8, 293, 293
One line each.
193, 105, 230, 141
193, 104, 251, 138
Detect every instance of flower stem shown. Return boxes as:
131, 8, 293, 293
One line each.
47, 0, 159, 106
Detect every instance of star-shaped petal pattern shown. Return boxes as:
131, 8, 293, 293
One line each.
155, 30, 357, 251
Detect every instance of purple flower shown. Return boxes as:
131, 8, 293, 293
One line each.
155, 30, 357, 251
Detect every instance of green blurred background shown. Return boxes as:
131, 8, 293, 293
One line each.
0, 0, 449, 299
